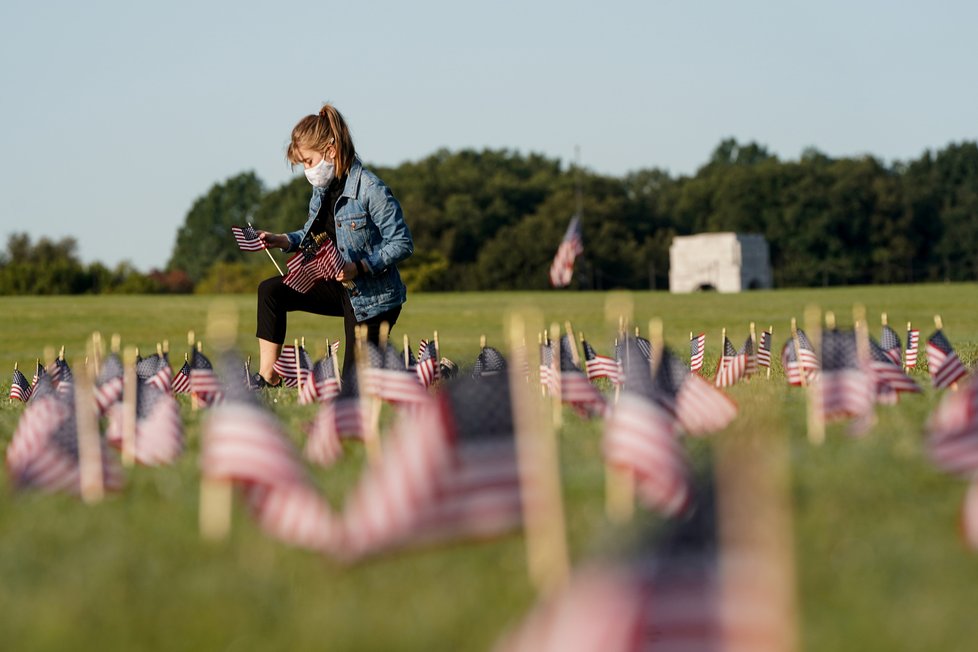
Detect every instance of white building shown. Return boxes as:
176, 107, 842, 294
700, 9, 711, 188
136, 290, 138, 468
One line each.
669, 233, 772, 293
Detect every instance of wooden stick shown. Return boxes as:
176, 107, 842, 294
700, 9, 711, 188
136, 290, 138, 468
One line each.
881, 312, 888, 327
853, 305, 876, 428
804, 305, 824, 445
199, 477, 233, 542
790, 318, 806, 388
935, 314, 944, 330
403, 334, 410, 368
249, 221, 285, 276
354, 325, 381, 464
111, 333, 121, 354
767, 325, 773, 380
294, 338, 303, 396
749, 321, 758, 381
563, 321, 580, 368
904, 321, 912, 372
507, 310, 569, 595
75, 350, 103, 504
121, 346, 139, 467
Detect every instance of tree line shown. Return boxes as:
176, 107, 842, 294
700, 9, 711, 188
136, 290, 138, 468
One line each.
3, 139, 977, 295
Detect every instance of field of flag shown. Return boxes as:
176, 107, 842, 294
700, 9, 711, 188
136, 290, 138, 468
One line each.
1, 284, 977, 651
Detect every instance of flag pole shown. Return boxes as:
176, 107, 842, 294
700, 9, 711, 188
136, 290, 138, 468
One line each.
249, 222, 284, 276
403, 334, 410, 369
294, 338, 303, 396
355, 325, 381, 464
507, 309, 569, 595
904, 321, 912, 373
804, 305, 824, 445
854, 304, 877, 430
75, 346, 104, 504
549, 323, 563, 430
603, 292, 634, 523
121, 346, 139, 467
767, 325, 774, 380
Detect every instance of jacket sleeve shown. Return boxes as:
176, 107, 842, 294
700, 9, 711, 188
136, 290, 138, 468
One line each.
360, 180, 413, 275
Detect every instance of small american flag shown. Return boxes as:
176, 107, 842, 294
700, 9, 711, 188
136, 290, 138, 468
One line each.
926, 376, 978, 476
361, 342, 427, 404
714, 336, 747, 388
202, 364, 339, 553
30, 360, 46, 389
868, 336, 921, 404
273, 344, 313, 389
905, 328, 920, 368
689, 332, 706, 373
581, 338, 622, 385
7, 390, 124, 495
603, 338, 689, 516
283, 238, 346, 294
880, 324, 903, 365
190, 349, 223, 405
927, 330, 969, 389
51, 357, 74, 393
231, 224, 267, 252
739, 335, 758, 377
814, 329, 874, 429
548, 216, 583, 288
757, 330, 772, 368
10, 367, 32, 402
137, 354, 173, 394
106, 383, 184, 466
416, 338, 441, 387
472, 346, 508, 379
343, 374, 523, 558
539, 340, 556, 395
557, 335, 606, 418
94, 354, 125, 414
171, 358, 192, 394
299, 354, 341, 405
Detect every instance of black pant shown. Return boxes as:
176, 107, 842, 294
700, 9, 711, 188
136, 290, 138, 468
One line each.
256, 275, 401, 380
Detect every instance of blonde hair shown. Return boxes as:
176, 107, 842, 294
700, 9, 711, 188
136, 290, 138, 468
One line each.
286, 103, 356, 179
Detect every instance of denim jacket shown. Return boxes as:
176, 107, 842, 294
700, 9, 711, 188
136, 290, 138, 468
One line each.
284, 158, 413, 322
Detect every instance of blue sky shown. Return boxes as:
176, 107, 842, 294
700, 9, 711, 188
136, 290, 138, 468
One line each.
2, 0, 976, 271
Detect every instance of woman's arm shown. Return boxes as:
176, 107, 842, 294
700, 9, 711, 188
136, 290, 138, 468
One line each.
359, 180, 414, 275
257, 231, 290, 250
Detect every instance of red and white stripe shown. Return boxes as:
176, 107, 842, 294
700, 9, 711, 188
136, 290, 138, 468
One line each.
690, 332, 706, 373
927, 377, 978, 476
928, 342, 969, 390
905, 329, 920, 368
714, 354, 747, 388
105, 394, 184, 466
676, 373, 738, 436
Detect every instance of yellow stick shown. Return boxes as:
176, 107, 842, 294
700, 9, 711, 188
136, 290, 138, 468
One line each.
121, 346, 139, 467
75, 350, 103, 504
549, 322, 562, 429
804, 305, 824, 445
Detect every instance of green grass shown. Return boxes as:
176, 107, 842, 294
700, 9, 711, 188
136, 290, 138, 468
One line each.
2, 285, 977, 651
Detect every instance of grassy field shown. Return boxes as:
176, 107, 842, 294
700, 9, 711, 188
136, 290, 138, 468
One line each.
1, 284, 977, 651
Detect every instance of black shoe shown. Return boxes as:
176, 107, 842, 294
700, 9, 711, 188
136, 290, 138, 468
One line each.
249, 372, 283, 390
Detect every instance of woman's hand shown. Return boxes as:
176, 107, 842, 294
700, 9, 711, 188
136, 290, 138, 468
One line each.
257, 231, 289, 249
336, 261, 358, 282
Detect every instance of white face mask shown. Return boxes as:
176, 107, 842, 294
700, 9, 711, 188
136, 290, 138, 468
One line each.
304, 156, 335, 187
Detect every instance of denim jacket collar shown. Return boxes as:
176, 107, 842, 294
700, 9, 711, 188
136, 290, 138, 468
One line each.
341, 157, 363, 199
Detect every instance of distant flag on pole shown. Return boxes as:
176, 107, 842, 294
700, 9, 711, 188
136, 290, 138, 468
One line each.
905, 328, 920, 368
231, 224, 267, 252
927, 330, 969, 389
10, 367, 32, 402
689, 332, 706, 373
548, 216, 583, 288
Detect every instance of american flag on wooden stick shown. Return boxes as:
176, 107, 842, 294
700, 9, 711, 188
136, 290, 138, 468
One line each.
548, 216, 583, 288
416, 338, 441, 387
557, 335, 606, 418
9, 367, 32, 402
202, 357, 339, 553
473, 345, 508, 379
880, 324, 903, 365
905, 328, 920, 368
171, 358, 191, 394
714, 335, 747, 388
926, 376, 978, 477
689, 332, 706, 373
603, 338, 690, 516
654, 349, 738, 437
757, 330, 773, 369
867, 336, 921, 404
94, 353, 124, 414
273, 344, 313, 389
739, 334, 758, 378
7, 388, 124, 495
343, 375, 523, 558
106, 383, 184, 466
581, 337, 621, 385
190, 349, 223, 406
30, 360, 46, 390
360, 342, 427, 404
927, 330, 969, 389
299, 354, 341, 405
539, 339, 556, 395
813, 329, 875, 430
231, 224, 267, 252
137, 354, 173, 394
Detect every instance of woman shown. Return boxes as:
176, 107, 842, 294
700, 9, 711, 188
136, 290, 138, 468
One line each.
252, 104, 413, 387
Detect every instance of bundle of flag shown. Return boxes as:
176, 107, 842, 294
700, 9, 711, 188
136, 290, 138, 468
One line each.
714, 334, 747, 388
283, 237, 346, 294
231, 224, 267, 251
548, 216, 583, 288
813, 328, 874, 432
603, 337, 690, 516
105, 382, 184, 466
905, 327, 920, 368
343, 374, 523, 559
416, 338, 441, 387
581, 337, 621, 385
6, 381, 124, 495
201, 356, 338, 553
9, 366, 32, 402
689, 332, 706, 373
927, 329, 969, 389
